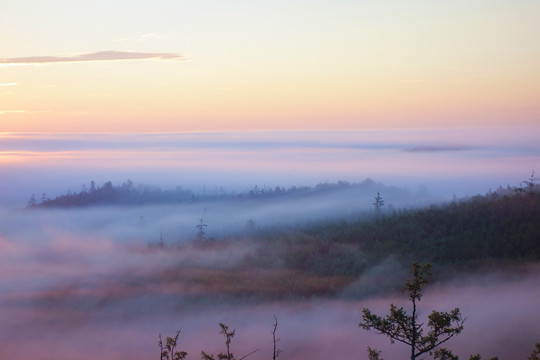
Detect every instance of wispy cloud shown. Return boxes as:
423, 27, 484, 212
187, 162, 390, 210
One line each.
0, 110, 28, 115
405, 145, 472, 153
0, 83, 17, 86
0, 51, 186, 66
0, 110, 46, 115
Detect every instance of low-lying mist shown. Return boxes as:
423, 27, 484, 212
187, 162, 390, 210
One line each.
1, 191, 539, 359
1, 237, 538, 360
2, 127, 539, 207
2, 125, 539, 358
9, 179, 438, 242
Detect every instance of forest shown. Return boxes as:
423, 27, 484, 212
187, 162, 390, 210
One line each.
27, 178, 540, 288
27, 178, 414, 208
9, 178, 540, 359
154, 189, 540, 302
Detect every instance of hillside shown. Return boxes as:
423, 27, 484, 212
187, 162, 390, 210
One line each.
153, 190, 540, 301
26, 178, 417, 208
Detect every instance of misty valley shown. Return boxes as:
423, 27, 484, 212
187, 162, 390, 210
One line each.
1, 179, 539, 359
4, 0, 540, 357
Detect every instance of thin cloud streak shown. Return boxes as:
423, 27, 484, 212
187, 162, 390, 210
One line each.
0, 110, 28, 115
405, 146, 473, 153
0, 51, 186, 65
0, 83, 17, 86
1, 128, 538, 206
1, 128, 540, 154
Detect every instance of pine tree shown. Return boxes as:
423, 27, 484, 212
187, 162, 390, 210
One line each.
359, 262, 465, 360
373, 192, 384, 214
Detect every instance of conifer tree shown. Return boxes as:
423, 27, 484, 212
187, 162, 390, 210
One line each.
359, 262, 465, 360
373, 192, 384, 214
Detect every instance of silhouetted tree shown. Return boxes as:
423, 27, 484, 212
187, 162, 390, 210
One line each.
434, 348, 459, 359
373, 192, 384, 214
367, 347, 384, 360
467, 354, 498, 360
529, 343, 540, 360
249, 185, 262, 197
201, 323, 258, 360
360, 262, 465, 360
159, 330, 187, 360
272, 316, 281, 360
196, 216, 208, 241
523, 170, 539, 193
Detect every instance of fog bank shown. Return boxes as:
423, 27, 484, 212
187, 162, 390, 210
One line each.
2, 127, 539, 207
1, 202, 538, 359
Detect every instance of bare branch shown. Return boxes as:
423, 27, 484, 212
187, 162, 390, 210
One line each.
238, 348, 260, 360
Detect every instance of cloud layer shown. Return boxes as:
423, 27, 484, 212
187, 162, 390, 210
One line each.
1, 127, 539, 207
0, 203, 539, 360
0, 51, 186, 65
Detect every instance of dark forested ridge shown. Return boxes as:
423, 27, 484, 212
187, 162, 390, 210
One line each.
27, 179, 196, 207
26, 178, 411, 208
24, 183, 540, 335
271, 192, 540, 276
24, 178, 540, 299
183, 191, 540, 300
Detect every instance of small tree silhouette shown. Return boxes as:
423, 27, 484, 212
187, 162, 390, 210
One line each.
373, 192, 384, 214
272, 315, 281, 360
159, 330, 187, 360
367, 346, 384, 360
201, 323, 258, 360
196, 216, 208, 241
522, 169, 539, 193
359, 262, 465, 360
528, 343, 540, 360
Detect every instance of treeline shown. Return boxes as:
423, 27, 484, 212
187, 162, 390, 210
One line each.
239, 191, 540, 284
26, 178, 395, 208
154, 191, 540, 302
27, 180, 195, 207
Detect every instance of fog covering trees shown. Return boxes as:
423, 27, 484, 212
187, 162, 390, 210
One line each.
3, 178, 540, 359
16, 179, 540, 300
25, 178, 427, 210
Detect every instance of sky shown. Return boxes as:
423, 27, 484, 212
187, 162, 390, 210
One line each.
1, 0, 539, 132
1, 128, 539, 207
1, 1, 540, 205
1, 4, 540, 357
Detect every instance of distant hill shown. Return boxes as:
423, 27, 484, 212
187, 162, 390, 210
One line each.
252, 190, 540, 282
138, 190, 540, 302
26, 178, 423, 209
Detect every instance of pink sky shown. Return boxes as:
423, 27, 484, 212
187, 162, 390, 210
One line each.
1, 1, 539, 132
1, 128, 539, 207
